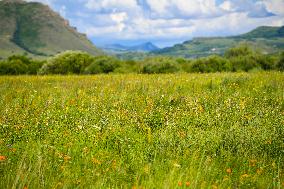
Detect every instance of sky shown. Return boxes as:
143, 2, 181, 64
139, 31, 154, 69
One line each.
25, 0, 284, 47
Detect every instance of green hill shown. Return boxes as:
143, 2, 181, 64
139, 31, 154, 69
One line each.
154, 26, 284, 58
0, 0, 102, 59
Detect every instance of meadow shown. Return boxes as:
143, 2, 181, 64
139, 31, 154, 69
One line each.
0, 72, 283, 189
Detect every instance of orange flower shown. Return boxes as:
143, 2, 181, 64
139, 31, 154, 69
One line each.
178, 181, 182, 186
63, 155, 71, 162
226, 168, 232, 174
186, 181, 191, 187
23, 185, 28, 189
0, 156, 6, 161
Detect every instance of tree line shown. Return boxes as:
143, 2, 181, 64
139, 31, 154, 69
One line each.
0, 45, 283, 75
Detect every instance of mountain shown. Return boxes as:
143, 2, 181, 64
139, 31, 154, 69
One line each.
153, 26, 284, 58
102, 42, 160, 54
128, 42, 160, 52
0, 0, 102, 59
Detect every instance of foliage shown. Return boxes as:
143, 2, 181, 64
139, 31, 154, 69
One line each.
0, 47, 282, 75
84, 56, 121, 74
141, 57, 181, 73
0, 73, 283, 188
39, 51, 94, 74
277, 52, 284, 71
190, 55, 231, 73
0, 55, 44, 75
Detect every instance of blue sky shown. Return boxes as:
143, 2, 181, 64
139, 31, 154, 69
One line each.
25, 0, 284, 47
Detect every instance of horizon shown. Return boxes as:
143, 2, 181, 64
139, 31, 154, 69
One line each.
23, 0, 284, 47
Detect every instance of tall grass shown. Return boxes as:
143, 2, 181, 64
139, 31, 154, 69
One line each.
0, 72, 283, 188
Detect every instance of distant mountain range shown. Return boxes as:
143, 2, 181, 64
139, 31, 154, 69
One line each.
101, 42, 160, 54
153, 26, 284, 58
0, 0, 102, 59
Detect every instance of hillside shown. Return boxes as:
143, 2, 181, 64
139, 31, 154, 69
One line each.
0, 0, 102, 59
102, 42, 160, 54
154, 26, 284, 58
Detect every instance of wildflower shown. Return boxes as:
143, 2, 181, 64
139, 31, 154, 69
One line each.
23, 185, 28, 189
240, 174, 250, 179
212, 184, 218, 189
178, 181, 182, 186
249, 160, 257, 167
173, 163, 181, 168
226, 168, 232, 174
256, 168, 263, 175
63, 155, 71, 162
10, 148, 16, 152
186, 181, 191, 187
92, 157, 101, 165
0, 156, 6, 161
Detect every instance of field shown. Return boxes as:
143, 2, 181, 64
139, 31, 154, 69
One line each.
0, 72, 283, 189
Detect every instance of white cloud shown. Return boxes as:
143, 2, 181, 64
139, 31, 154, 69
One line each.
146, 0, 223, 18
263, 0, 284, 15
23, 0, 284, 46
85, 0, 139, 12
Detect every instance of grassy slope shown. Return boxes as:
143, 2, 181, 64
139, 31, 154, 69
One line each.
0, 73, 283, 188
0, 1, 102, 58
154, 26, 284, 58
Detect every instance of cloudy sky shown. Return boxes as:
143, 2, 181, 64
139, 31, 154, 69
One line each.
25, 0, 284, 47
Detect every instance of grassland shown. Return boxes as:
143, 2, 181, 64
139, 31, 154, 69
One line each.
0, 72, 283, 189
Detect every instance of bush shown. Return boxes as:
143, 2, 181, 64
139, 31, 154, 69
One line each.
277, 52, 284, 71
84, 56, 121, 74
190, 56, 231, 73
39, 51, 94, 74
230, 55, 260, 72
141, 57, 180, 74
0, 60, 28, 75
225, 44, 253, 58
0, 55, 44, 75
255, 54, 277, 70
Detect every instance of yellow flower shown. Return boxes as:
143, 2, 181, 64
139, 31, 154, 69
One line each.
63, 155, 71, 162
249, 159, 257, 167
240, 174, 250, 179
256, 168, 263, 175
92, 157, 102, 165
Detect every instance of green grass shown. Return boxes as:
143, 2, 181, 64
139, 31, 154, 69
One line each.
0, 72, 283, 188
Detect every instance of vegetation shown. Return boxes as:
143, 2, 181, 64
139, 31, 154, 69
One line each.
0, 46, 283, 75
0, 55, 45, 75
0, 0, 102, 59
0, 73, 283, 188
154, 26, 284, 58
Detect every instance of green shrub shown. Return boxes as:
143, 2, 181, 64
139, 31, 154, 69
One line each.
141, 57, 180, 74
230, 55, 260, 72
225, 44, 253, 58
39, 51, 94, 74
190, 56, 231, 73
277, 52, 284, 71
84, 56, 121, 74
0, 55, 44, 75
0, 59, 28, 75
